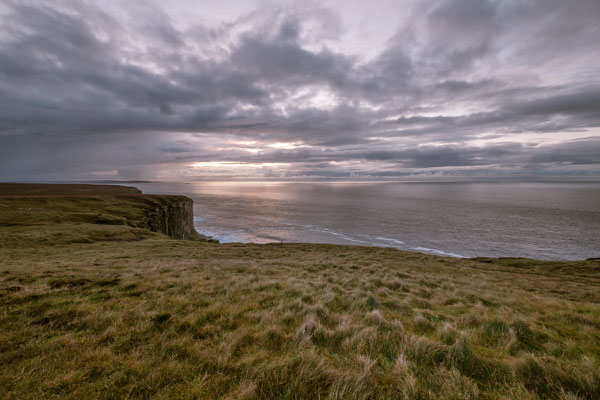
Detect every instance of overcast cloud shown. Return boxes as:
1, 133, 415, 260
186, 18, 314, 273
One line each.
0, 0, 599, 181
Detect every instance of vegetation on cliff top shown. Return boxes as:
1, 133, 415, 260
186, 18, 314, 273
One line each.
0, 183, 201, 242
0, 185, 599, 399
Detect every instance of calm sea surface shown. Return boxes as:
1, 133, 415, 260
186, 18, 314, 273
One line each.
132, 182, 600, 260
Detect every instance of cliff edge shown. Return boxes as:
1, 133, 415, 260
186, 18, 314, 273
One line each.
140, 195, 200, 240
0, 183, 204, 242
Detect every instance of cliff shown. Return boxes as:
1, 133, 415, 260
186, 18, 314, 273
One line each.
0, 183, 204, 242
140, 195, 200, 240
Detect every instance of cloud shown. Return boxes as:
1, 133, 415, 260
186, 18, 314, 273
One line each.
0, 0, 599, 181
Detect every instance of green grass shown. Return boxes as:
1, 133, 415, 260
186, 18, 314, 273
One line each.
0, 187, 599, 399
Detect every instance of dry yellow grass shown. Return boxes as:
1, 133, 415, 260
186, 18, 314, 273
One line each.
1, 189, 599, 399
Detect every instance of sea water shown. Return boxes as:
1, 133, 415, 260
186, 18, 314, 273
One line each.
132, 181, 600, 260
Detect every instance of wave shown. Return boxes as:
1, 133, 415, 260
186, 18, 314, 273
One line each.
307, 227, 368, 244
194, 226, 247, 244
374, 236, 405, 245
195, 216, 466, 258
410, 247, 466, 258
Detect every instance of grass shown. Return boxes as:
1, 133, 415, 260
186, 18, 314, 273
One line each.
1, 186, 599, 399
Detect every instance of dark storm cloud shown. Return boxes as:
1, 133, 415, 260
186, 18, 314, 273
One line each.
382, 86, 600, 140
0, 0, 599, 180
529, 138, 600, 166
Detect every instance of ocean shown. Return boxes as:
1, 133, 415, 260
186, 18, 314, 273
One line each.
132, 181, 600, 260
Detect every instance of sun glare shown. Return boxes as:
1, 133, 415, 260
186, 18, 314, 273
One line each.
189, 161, 288, 169
267, 142, 303, 150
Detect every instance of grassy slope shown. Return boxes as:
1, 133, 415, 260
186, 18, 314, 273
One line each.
0, 188, 599, 399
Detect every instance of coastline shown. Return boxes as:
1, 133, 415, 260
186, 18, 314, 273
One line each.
131, 180, 600, 261
193, 222, 468, 259
1, 184, 599, 399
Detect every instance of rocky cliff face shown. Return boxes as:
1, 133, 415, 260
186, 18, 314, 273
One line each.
142, 195, 201, 240
0, 183, 206, 242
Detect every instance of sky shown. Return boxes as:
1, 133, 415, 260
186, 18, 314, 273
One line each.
0, 0, 599, 181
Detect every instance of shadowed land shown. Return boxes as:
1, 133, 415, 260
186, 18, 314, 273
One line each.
0, 184, 599, 399
0, 183, 143, 196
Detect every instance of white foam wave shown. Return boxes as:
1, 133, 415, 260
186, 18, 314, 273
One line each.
194, 228, 247, 244
374, 236, 404, 245
195, 218, 465, 257
308, 227, 368, 244
411, 247, 466, 258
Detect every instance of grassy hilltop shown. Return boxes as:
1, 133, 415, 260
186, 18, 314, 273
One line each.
0, 184, 599, 399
